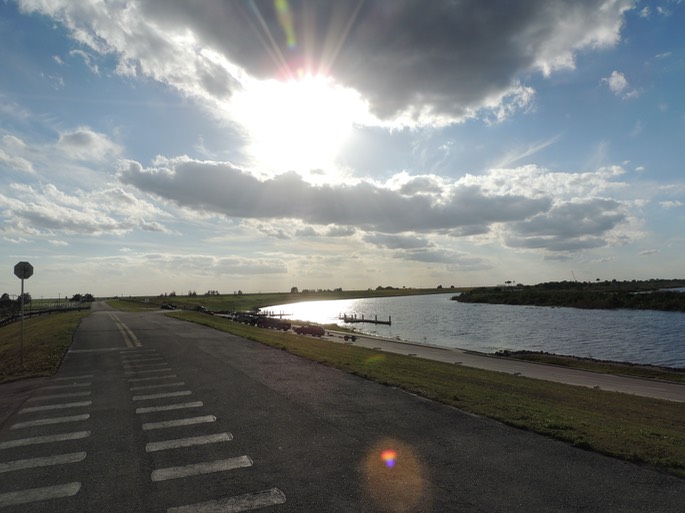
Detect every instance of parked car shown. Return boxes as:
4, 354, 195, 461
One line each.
294, 324, 325, 337
256, 317, 291, 331
194, 305, 210, 314
234, 312, 259, 325
160, 303, 177, 310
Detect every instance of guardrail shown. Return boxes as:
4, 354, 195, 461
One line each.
0, 305, 90, 328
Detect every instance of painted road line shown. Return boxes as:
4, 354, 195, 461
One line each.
11, 414, 90, 430
167, 487, 286, 513
121, 357, 165, 363
130, 382, 185, 391
136, 401, 203, 414
146, 432, 233, 452
0, 482, 81, 508
123, 362, 169, 369
142, 415, 215, 431
151, 456, 252, 482
0, 452, 86, 474
132, 391, 191, 401
120, 348, 158, 354
129, 374, 177, 383
0, 431, 91, 450
125, 368, 173, 376
109, 312, 142, 348
27, 391, 92, 402
37, 383, 91, 391
19, 401, 92, 414
51, 374, 93, 381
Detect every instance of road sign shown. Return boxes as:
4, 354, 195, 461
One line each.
14, 261, 33, 366
14, 261, 33, 280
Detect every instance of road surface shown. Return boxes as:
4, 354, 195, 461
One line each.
1, 303, 683, 512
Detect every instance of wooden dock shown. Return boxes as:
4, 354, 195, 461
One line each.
339, 314, 391, 325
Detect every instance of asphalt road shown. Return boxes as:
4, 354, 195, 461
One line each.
322, 331, 685, 403
1, 303, 683, 512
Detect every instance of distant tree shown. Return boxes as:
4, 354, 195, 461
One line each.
237, 290, 243, 295
83, 293, 95, 302
169, 291, 176, 297
290, 287, 299, 294
71, 293, 82, 302
19, 292, 31, 305
437, 285, 443, 289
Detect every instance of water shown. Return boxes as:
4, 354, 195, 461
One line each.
262, 293, 685, 369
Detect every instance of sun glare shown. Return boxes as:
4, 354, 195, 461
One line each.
231, 74, 369, 177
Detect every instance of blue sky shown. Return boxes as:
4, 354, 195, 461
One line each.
1, 0, 684, 298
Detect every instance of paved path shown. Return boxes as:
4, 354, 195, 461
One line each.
1, 305, 683, 512
323, 330, 685, 402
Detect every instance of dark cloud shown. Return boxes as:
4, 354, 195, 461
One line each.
31, 0, 633, 122
363, 233, 433, 250
153, 0, 631, 120
118, 158, 550, 233
505, 199, 627, 252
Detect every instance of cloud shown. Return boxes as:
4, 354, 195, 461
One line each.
0, 183, 168, 237
17, 0, 635, 126
602, 70, 638, 99
505, 199, 629, 252
0, 149, 34, 174
660, 200, 683, 209
118, 156, 551, 234
57, 127, 122, 161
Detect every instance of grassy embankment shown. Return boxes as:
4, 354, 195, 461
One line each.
168, 310, 685, 478
0, 311, 89, 383
111, 287, 455, 313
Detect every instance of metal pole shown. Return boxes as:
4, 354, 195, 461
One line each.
20, 278, 25, 365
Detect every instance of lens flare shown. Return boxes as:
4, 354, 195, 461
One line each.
274, 0, 297, 48
381, 449, 397, 468
363, 438, 430, 512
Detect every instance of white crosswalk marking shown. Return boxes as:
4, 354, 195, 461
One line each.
142, 415, 216, 431
151, 456, 252, 482
0, 452, 86, 473
132, 390, 191, 401
146, 432, 232, 452
128, 374, 177, 383
166, 488, 287, 513
11, 414, 90, 430
136, 401, 203, 414
0, 431, 90, 450
19, 401, 92, 414
0, 482, 81, 507
130, 382, 185, 391
27, 391, 91, 402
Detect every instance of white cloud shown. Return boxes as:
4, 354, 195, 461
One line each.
57, 127, 122, 161
660, 200, 683, 209
0, 149, 34, 174
0, 183, 168, 238
602, 70, 639, 99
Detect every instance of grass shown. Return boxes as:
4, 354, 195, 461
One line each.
0, 311, 89, 383
113, 287, 455, 313
168, 311, 685, 478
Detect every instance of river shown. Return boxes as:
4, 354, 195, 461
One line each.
262, 293, 685, 369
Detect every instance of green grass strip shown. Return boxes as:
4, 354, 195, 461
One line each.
169, 311, 685, 478
0, 311, 89, 383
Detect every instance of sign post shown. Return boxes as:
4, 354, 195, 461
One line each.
14, 261, 34, 365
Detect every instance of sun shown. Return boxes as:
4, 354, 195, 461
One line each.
230, 74, 369, 177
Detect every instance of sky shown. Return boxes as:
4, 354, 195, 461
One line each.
1, 0, 684, 298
